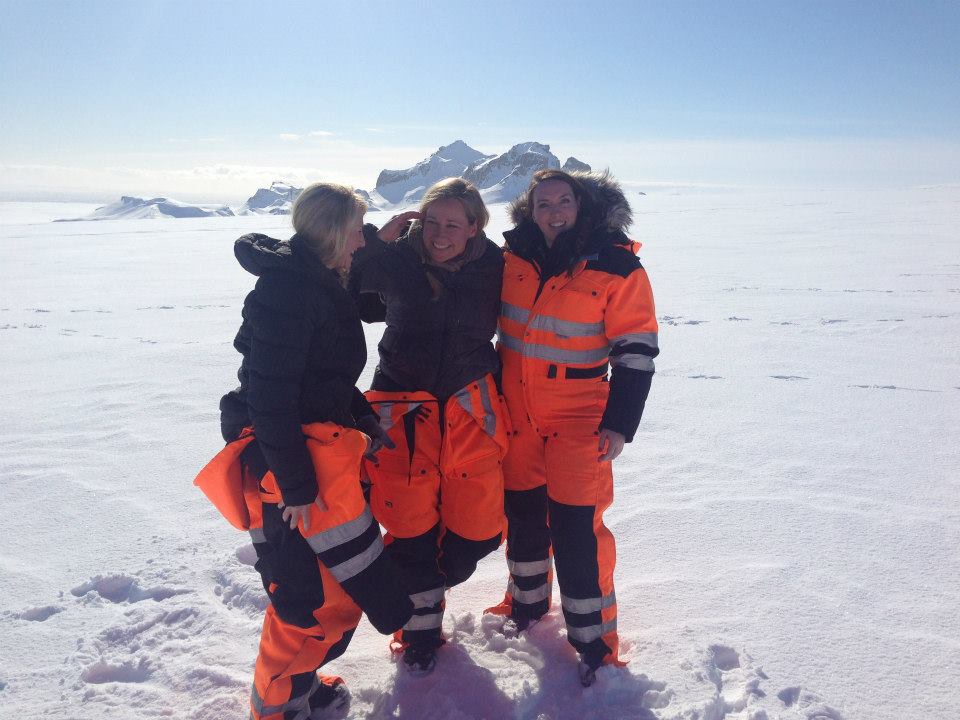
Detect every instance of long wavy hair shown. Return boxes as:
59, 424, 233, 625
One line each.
291, 182, 367, 269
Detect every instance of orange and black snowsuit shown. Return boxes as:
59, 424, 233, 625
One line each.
200, 234, 413, 720
492, 173, 658, 670
348, 227, 508, 649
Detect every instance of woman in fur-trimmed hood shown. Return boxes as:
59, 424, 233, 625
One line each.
491, 169, 660, 685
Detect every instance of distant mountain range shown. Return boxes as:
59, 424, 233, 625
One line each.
55, 196, 234, 221
370, 140, 590, 207
62, 141, 590, 220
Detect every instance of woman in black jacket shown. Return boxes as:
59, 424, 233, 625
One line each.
348, 178, 508, 674
203, 183, 413, 719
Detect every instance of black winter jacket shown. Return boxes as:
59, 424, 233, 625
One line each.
220, 234, 374, 506
348, 225, 503, 400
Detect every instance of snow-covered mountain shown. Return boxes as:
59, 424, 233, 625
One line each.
237, 182, 301, 215
371, 140, 493, 206
52, 141, 592, 220
464, 142, 561, 203
369, 140, 591, 208
561, 156, 591, 174
57, 196, 234, 221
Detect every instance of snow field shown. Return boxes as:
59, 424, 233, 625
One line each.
1, 187, 958, 719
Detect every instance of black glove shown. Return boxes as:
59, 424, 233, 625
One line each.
356, 414, 396, 460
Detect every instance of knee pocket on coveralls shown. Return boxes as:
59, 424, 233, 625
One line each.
441, 450, 505, 541
542, 423, 613, 508
365, 451, 440, 538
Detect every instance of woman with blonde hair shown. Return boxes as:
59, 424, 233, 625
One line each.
198, 182, 413, 719
349, 177, 509, 674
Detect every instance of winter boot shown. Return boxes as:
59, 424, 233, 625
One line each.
577, 654, 603, 687
308, 676, 350, 719
501, 612, 539, 639
402, 643, 438, 676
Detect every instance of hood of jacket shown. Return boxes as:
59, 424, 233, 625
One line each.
234, 233, 293, 277
234, 232, 334, 279
507, 170, 633, 234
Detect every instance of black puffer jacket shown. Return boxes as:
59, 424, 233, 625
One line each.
220, 234, 374, 506
348, 226, 503, 399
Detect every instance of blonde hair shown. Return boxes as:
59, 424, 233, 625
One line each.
418, 178, 488, 232
291, 182, 367, 267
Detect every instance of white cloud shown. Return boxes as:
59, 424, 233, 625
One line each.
278, 133, 302, 142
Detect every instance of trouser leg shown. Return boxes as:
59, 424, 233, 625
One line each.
504, 486, 552, 619
249, 504, 362, 720
543, 425, 619, 667
439, 376, 507, 587
438, 530, 501, 588
385, 524, 445, 649
497, 421, 551, 619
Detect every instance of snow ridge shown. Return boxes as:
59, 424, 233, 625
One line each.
237, 181, 301, 215
56, 196, 234, 221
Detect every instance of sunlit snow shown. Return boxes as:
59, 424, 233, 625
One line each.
1, 186, 958, 719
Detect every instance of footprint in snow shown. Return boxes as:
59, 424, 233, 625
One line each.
726, 316, 750, 321
689, 375, 723, 380
771, 375, 809, 381
820, 319, 847, 325
701, 644, 845, 720
70, 573, 191, 604
851, 384, 940, 393
683, 319, 708, 325
6, 605, 63, 622
80, 657, 153, 684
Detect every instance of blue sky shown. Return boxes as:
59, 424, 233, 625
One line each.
2, 0, 959, 199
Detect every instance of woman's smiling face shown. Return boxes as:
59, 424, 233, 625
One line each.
531, 179, 580, 246
421, 197, 477, 263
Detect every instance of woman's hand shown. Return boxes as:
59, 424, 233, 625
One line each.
598, 428, 625, 462
278, 502, 313, 530
377, 211, 421, 243
356, 414, 397, 460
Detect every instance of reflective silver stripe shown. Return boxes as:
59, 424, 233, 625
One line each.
508, 579, 551, 604
305, 506, 376, 554
249, 527, 266, 544
477, 378, 497, 436
531, 315, 604, 338
610, 353, 656, 372
378, 402, 395, 432
611, 332, 659, 350
508, 558, 551, 576
455, 381, 497, 437
404, 611, 443, 631
502, 300, 604, 340
566, 619, 618, 643
499, 333, 609, 365
409, 587, 445, 609
560, 591, 617, 615
500, 301, 529, 324
327, 535, 384, 582
454, 386, 473, 416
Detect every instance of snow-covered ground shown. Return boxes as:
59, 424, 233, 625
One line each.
1, 187, 958, 719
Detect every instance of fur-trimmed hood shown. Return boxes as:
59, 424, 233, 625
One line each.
508, 170, 633, 233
